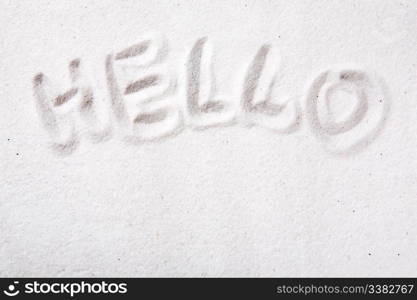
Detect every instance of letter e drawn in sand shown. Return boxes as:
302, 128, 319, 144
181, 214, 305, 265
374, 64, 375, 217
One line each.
105, 34, 184, 143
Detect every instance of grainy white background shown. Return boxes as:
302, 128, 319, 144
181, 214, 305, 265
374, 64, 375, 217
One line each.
1, 0, 416, 276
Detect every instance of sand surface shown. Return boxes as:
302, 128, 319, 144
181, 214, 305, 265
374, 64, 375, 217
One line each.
1, 0, 416, 276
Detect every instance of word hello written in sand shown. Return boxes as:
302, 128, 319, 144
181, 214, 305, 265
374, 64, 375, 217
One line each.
32, 34, 390, 155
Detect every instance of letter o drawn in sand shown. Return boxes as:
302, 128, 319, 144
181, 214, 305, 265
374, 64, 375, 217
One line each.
305, 68, 390, 155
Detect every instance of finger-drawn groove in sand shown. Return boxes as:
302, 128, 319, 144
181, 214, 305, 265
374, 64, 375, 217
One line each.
185, 37, 236, 129
33, 73, 79, 155
115, 40, 150, 60
106, 34, 183, 143
54, 88, 78, 106
125, 75, 160, 95
32, 34, 391, 155
305, 68, 390, 155
32, 59, 111, 155
241, 44, 301, 134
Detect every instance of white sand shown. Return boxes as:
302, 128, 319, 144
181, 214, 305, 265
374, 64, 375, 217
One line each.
1, 0, 416, 276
